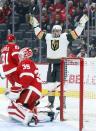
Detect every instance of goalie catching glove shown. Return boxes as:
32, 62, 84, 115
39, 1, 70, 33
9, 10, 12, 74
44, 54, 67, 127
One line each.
79, 14, 89, 27
5, 86, 22, 101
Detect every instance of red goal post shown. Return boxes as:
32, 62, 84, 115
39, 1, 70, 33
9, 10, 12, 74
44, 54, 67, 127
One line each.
60, 58, 84, 131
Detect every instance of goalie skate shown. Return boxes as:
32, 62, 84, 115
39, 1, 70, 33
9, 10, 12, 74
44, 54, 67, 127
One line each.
28, 113, 39, 126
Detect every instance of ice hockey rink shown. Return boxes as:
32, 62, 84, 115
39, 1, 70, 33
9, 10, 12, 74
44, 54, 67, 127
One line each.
1, 93, 96, 131
0, 94, 78, 131
0, 60, 96, 131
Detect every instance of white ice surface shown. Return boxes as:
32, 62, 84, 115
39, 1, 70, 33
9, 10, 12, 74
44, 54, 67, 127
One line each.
0, 94, 96, 131
0, 95, 78, 131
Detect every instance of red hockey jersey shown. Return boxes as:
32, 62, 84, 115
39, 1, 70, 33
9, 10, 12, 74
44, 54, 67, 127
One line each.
17, 58, 42, 92
1, 43, 20, 75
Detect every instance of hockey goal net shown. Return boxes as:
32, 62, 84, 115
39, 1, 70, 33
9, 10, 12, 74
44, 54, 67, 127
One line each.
59, 58, 96, 131
60, 58, 84, 131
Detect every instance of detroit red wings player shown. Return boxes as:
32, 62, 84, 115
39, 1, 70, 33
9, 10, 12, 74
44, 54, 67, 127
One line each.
16, 47, 42, 110
1, 34, 20, 86
7, 47, 42, 125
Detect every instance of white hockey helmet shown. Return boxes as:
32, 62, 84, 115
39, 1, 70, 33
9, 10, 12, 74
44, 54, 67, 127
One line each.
19, 47, 33, 61
52, 25, 62, 31
52, 25, 62, 38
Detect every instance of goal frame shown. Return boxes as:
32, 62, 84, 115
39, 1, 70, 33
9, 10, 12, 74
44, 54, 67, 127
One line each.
60, 58, 84, 131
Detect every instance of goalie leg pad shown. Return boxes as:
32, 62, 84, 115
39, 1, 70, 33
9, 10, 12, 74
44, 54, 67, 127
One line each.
8, 101, 37, 126
8, 101, 25, 123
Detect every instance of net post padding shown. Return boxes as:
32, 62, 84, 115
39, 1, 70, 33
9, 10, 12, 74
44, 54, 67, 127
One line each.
79, 58, 84, 131
60, 58, 64, 121
60, 58, 84, 131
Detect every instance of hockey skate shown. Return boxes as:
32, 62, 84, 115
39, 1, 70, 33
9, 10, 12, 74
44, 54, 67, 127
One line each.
48, 111, 55, 121
23, 110, 38, 126
28, 114, 39, 126
56, 103, 66, 110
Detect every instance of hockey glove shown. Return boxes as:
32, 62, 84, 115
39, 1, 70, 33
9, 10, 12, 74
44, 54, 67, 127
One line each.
79, 14, 89, 27
29, 16, 39, 28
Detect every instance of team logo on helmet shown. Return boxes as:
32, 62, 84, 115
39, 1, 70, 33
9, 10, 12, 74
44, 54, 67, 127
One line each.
51, 40, 59, 51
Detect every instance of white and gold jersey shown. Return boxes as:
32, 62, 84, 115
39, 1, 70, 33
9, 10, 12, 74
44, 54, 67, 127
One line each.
45, 33, 69, 59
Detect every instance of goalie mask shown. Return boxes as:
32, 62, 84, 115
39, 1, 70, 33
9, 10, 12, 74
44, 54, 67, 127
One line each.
52, 25, 62, 38
7, 34, 16, 42
19, 47, 33, 62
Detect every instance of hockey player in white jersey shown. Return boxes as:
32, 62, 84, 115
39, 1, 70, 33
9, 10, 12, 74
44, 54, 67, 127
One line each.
28, 14, 89, 109
29, 14, 88, 59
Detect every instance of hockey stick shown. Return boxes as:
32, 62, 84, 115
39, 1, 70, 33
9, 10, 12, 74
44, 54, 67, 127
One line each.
39, 83, 61, 100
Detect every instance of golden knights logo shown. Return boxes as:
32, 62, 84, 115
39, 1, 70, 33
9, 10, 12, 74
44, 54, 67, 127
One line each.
51, 40, 59, 51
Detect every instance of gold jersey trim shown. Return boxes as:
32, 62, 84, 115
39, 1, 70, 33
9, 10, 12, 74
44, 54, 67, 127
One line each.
37, 30, 45, 39
70, 30, 78, 40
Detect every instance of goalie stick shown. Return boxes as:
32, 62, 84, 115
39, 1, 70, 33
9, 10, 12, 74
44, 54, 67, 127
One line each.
41, 83, 61, 99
